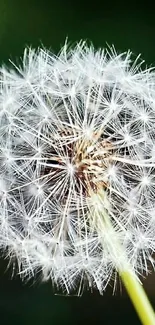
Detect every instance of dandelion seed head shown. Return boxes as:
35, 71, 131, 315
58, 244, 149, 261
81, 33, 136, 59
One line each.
0, 41, 155, 294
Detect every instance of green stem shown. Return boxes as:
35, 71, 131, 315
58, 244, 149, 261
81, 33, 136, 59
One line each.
90, 189, 155, 325
120, 270, 155, 325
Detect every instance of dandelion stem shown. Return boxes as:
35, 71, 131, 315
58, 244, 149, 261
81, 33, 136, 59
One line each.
92, 189, 155, 325
120, 270, 155, 325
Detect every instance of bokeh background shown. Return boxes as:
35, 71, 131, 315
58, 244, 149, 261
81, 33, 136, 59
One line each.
0, 1, 155, 324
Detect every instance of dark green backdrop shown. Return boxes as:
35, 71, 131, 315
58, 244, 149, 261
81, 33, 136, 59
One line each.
0, 1, 155, 324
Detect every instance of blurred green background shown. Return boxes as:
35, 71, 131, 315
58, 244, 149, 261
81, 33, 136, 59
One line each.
0, 0, 155, 324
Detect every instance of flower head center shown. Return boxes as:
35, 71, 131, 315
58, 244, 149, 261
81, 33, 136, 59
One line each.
71, 132, 113, 194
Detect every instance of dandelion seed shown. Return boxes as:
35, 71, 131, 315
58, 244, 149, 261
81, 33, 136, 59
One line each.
0, 41, 155, 324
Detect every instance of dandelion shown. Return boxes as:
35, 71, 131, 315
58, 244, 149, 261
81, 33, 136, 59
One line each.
0, 41, 155, 324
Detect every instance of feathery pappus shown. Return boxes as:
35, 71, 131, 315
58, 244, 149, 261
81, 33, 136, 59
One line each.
0, 42, 155, 294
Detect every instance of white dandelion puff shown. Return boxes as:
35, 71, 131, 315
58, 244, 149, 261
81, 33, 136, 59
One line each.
0, 41, 155, 323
